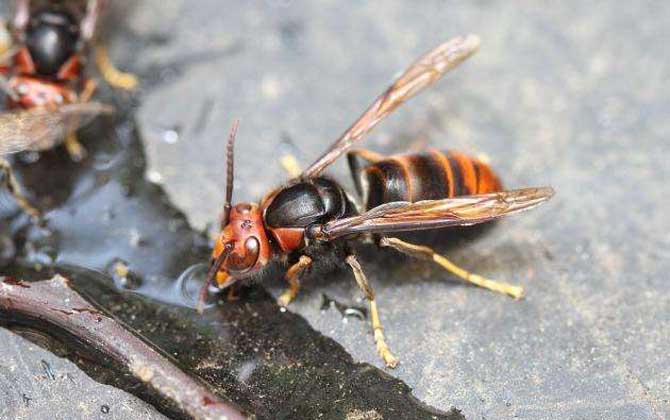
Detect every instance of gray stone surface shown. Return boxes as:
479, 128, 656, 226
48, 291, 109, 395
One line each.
130, 1, 670, 419
0, 328, 166, 420
1, 0, 669, 419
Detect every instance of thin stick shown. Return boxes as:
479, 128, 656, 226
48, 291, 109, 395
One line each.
0, 275, 248, 420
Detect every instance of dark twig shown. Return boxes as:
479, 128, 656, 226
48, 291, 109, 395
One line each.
0, 275, 248, 420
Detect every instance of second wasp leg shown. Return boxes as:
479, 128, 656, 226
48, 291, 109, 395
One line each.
0, 21, 11, 57
64, 79, 99, 162
345, 254, 398, 368
64, 133, 87, 162
0, 157, 40, 219
277, 255, 312, 307
380, 236, 524, 299
95, 44, 139, 91
80, 78, 98, 102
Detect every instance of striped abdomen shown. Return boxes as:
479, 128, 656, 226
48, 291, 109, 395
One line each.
360, 149, 502, 210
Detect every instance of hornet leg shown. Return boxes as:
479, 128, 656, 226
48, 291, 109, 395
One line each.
0, 21, 12, 57
63, 133, 87, 162
81, 0, 137, 90
279, 154, 302, 178
380, 236, 524, 299
345, 254, 398, 368
277, 255, 312, 307
95, 44, 139, 91
64, 79, 99, 161
0, 157, 40, 219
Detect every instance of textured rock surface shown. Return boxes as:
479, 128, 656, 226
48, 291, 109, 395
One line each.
131, 1, 670, 419
1, 1, 669, 419
0, 329, 166, 420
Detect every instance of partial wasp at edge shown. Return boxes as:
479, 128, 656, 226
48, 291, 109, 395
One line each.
0, 0, 136, 219
198, 35, 554, 368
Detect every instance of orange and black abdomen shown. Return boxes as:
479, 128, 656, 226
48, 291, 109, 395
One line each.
361, 149, 502, 210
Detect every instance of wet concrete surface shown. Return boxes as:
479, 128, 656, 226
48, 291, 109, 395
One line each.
132, 1, 670, 419
2, 0, 670, 419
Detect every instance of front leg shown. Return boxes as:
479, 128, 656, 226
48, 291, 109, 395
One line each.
277, 255, 312, 307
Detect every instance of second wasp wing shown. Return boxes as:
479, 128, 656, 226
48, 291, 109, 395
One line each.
298, 35, 480, 180
0, 102, 114, 155
312, 187, 555, 240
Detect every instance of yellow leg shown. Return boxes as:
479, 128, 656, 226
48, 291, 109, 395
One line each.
0, 157, 41, 219
79, 79, 98, 103
277, 255, 312, 307
64, 132, 87, 162
0, 20, 10, 58
345, 254, 398, 368
280, 154, 302, 178
63, 79, 100, 162
380, 237, 524, 300
95, 44, 139, 91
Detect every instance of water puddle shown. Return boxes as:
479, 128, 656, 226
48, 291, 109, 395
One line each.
1, 106, 465, 419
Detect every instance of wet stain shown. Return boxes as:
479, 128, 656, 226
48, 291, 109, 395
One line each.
320, 293, 367, 321
0, 109, 466, 419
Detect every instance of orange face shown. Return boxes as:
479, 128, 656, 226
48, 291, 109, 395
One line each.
212, 203, 271, 287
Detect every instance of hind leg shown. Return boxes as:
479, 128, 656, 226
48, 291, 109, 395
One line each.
379, 236, 524, 299
0, 157, 40, 219
345, 254, 398, 368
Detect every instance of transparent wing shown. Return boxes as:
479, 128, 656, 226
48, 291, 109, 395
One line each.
0, 102, 113, 155
315, 187, 555, 240
299, 34, 480, 179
